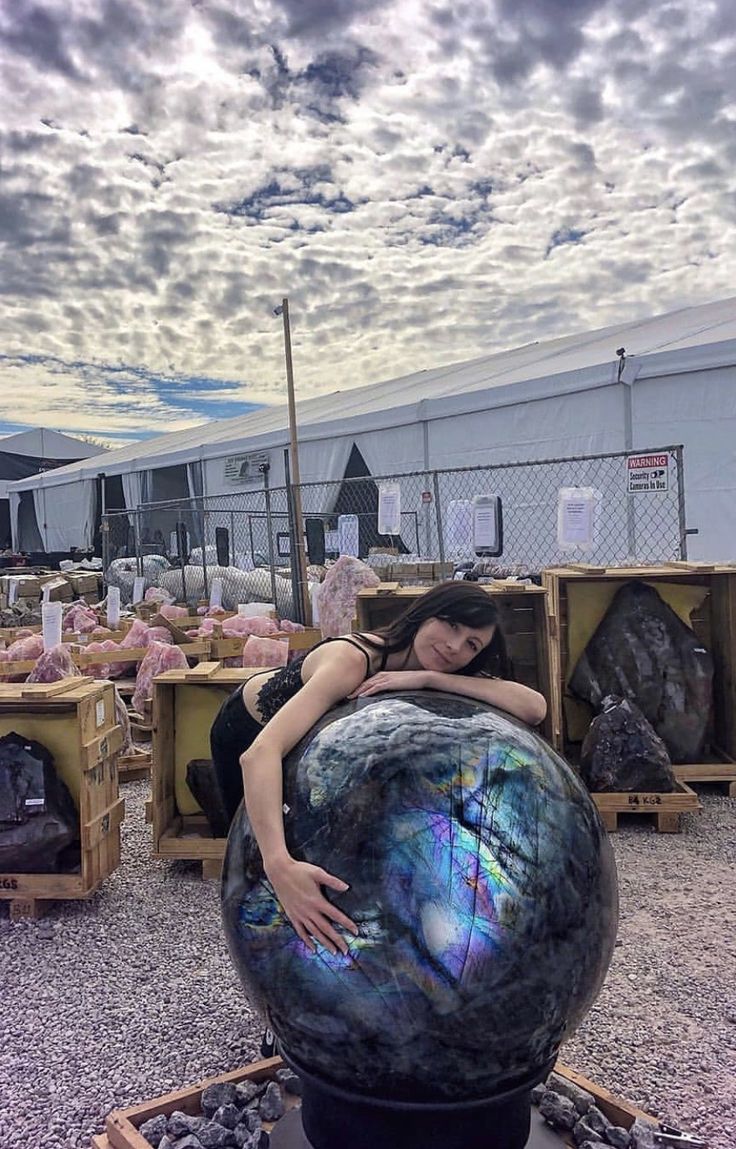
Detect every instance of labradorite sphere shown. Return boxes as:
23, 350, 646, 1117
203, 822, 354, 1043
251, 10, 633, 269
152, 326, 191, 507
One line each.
222, 693, 618, 1102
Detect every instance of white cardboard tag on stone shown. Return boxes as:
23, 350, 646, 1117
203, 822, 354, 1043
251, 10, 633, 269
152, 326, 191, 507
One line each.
107, 586, 120, 627
210, 579, 223, 609
132, 576, 145, 604
42, 601, 63, 651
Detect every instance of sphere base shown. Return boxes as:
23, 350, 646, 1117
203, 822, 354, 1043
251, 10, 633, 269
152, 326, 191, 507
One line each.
270, 1055, 555, 1149
270, 1096, 565, 1149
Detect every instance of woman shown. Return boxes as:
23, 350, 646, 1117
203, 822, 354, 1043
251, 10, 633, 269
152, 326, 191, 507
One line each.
210, 581, 546, 957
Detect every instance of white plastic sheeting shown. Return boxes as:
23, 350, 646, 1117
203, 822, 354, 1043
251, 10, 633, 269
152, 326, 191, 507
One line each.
30, 479, 97, 551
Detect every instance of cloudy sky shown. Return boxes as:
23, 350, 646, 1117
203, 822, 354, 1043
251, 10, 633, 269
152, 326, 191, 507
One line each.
1, 0, 735, 444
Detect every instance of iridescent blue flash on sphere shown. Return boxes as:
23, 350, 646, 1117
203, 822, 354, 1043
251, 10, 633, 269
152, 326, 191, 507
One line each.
222, 694, 618, 1102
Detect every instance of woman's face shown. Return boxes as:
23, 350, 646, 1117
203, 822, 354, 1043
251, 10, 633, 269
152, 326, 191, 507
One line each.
413, 616, 496, 674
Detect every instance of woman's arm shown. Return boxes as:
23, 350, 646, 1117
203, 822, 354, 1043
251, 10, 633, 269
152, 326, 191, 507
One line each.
240, 645, 369, 954
351, 669, 547, 726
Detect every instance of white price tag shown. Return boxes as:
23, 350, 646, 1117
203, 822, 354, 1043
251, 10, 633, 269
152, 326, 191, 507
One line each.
95, 699, 106, 728
107, 586, 120, 627
8, 579, 18, 606
41, 601, 63, 651
132, 576, 145, 604
210, 578, 223, 609
42, 583, 51, 604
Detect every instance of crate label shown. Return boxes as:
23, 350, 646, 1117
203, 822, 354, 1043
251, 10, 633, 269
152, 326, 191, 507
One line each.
627, 794, 663, 806
95, 700, 106, 728
0, 877, 19, 890
99, 736, 109, 759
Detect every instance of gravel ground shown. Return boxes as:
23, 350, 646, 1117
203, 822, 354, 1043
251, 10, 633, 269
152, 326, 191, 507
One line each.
0, 780, 734, 1149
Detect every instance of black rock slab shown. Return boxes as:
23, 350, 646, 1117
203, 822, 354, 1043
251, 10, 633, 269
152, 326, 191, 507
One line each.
569, 581, 713, 763
0, 731, 79, 873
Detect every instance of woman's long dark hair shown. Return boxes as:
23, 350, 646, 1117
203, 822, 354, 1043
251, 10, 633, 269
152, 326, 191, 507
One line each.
361, 581, 513, 679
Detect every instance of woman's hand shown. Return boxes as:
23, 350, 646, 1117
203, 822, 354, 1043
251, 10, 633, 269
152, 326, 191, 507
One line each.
349, 670, 431, 698
264, 855, 358, 955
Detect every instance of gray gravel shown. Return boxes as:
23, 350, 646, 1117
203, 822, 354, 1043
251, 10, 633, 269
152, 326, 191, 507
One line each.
0, 782, 734, 1149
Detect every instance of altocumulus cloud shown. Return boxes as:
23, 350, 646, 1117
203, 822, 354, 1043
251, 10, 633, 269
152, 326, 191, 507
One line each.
0, 0, 734, 440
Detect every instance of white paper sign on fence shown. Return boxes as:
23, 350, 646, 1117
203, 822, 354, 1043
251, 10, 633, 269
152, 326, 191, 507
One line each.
557, 487, 600, 551
377, 483, 401, 536
444, 500, 473, 555
107, 586, 121, 627
132, 576, 145, 604
42, 601, 63, 651
472, 495, 501, 555
210, 578, 223, 609
337, 514, 360, 557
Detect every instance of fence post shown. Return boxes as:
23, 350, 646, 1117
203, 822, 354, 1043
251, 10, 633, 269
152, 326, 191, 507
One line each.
283, 451, 306, 624
432, 471, 446, 563
198, 501, 209, 601
260, 464, 281, 617
675, 445, 688, 560
133, 511, 143, 577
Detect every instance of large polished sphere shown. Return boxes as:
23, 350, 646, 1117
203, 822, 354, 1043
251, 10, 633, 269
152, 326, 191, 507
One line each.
222, 693, 618, 1101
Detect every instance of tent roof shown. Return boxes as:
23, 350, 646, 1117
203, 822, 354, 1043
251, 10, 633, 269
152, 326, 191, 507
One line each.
0, 427, 104, 460
11, 294, 736, 490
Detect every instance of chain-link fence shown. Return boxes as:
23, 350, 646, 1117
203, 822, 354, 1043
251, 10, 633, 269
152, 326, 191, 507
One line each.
102, 445, 686, 614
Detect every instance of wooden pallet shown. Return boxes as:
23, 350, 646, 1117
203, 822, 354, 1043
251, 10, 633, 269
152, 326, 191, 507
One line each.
674, 752, 736, 796
118, 749, 152, 781
150, 665, 264, 869
0, 680, 125, 919
94, 1056, 656, 1149
593, 781, 700, 832
356, 583, 554, 744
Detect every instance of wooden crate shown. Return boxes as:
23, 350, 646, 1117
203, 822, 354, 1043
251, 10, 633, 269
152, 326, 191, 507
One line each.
96, 1056, 656, 1149
542, 564, 736, 787
356, 583, 554, 743
209, 626, 322, 663
151, 664, 264, 871
0, 679, 124, 919
0, 638, 212, 682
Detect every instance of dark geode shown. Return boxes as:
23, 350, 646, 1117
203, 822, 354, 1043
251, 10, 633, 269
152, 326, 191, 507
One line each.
569, 581, 713, 763
580, 696, 675, 792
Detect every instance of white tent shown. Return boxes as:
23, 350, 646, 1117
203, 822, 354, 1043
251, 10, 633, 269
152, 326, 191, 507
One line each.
0, 428, 103, 551
9, 295, 736, 559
